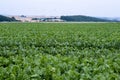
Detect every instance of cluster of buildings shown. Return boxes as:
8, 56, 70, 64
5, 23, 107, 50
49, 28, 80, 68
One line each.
8, 15, 64, 22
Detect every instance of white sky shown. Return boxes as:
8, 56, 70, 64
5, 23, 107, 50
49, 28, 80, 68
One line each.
0, 0, 120, 17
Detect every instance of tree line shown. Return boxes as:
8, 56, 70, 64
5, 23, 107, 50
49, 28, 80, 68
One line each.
0, 15, 17, 22
61, 15, 113, 22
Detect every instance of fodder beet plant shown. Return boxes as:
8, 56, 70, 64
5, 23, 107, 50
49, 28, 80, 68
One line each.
0, 22, 120, 80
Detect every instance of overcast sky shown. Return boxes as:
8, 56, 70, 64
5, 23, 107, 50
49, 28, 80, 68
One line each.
0, 0, 120, 17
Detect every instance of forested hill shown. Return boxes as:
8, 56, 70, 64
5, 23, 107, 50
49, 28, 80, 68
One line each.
0, 15, 17, 22
61, 15, 113, 22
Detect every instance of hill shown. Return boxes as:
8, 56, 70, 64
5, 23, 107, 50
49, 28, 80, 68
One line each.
0, 15, 17, 22
61, 15, 113, 22
98, 17, 120, 22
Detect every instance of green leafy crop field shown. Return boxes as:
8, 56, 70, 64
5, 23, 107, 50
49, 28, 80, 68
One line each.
0, 23, 120, 80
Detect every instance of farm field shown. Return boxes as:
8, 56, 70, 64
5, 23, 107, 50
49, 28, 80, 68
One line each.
0, 22, 120, 80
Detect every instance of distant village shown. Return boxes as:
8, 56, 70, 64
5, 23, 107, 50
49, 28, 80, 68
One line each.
8, 15, 64, 22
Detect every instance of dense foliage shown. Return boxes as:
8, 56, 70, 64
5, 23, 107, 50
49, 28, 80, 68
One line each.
0, 23, 120, 80
0, 15, 17, 22
61, 15, 112, 22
